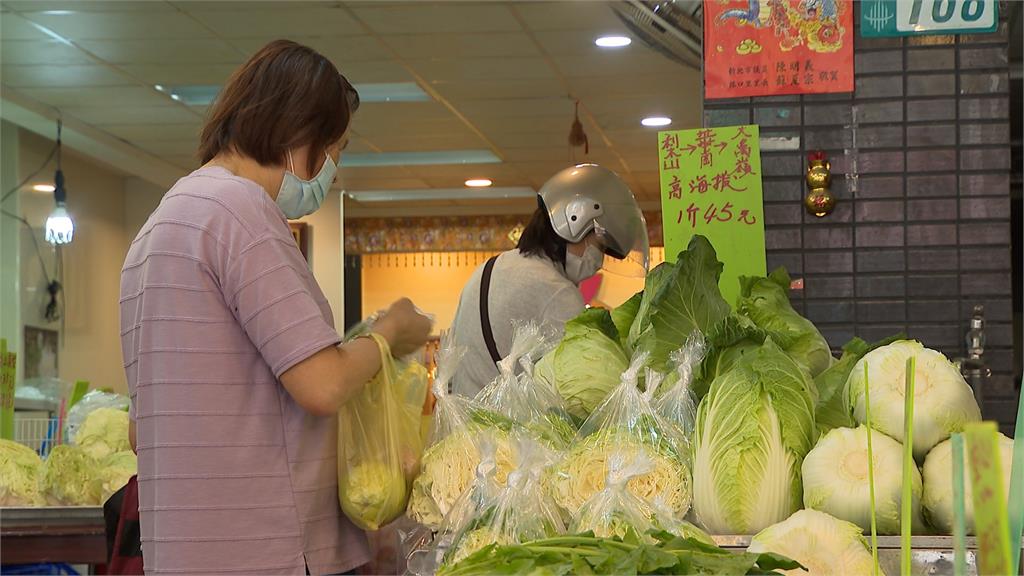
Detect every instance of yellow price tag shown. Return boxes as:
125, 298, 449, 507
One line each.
963, 421, 1012, 576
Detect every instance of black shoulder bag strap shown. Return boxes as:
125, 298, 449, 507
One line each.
479, 255, 502, 365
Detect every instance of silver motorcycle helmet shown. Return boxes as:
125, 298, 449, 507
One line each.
538, 163, 649, 277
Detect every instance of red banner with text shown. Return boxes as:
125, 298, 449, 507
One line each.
704, 0, 854, 99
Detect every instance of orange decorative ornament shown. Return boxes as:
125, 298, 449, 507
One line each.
805, 151, 835, 218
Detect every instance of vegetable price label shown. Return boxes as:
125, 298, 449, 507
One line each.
0, 339, 14, 440
861, 0, 998, 37
658, 125, 766, 308
963, 421, 1013, 576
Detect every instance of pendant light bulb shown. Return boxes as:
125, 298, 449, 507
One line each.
45, 202, 74, 245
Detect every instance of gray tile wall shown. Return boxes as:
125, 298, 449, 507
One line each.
704, 5, 1016, 434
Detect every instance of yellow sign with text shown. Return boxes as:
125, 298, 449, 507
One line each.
658, 125, 766, 307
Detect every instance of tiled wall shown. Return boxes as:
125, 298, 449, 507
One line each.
704, 4, 1016, 435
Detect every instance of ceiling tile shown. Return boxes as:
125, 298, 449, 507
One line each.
168, 1, 331, 11
1, 40, 94, 65
184, 6, 364, 38
532, 29, 615, 56
0, 64, 136, 87
330, 60, 414, 84
227, 36, 390, 62
386, 33, 539, 59
75, 38, 243, 65
0, 11, 51, 39
2, 1, 177, 12
457, 97, 574, 119
25, 10, 214, 40
99, 123, 202, 142
356, 131, 487, 153
410, 57, 556, 82
67, 105, 201, 125
553, 51, 688, 77
119, 64, 239, 85
430, 78, 565, 100
339, 177, 431, 191
512, 2, 623, 31
20, 86, 169, 107
128, 139, 197, 156
351, 3, 519, 35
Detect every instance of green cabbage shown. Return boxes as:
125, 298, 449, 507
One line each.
922, 432, 1015, 535
627, 236, 730, 373
0, 439, 44, 506
848, 340, 982, 461
534, 309, 629, 420
736, 268, 834, 378
610, 291, 642, 353
692, 338, 816, 534
749, 509, 882, 576
813, 335, 903, 436
39, 445, 101, 506
75, 407, 131, 461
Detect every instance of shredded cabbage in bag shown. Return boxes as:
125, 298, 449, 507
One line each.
75, 407, 131, 461
570, 452, 657, 542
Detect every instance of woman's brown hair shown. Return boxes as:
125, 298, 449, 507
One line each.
198, 39, 359, 175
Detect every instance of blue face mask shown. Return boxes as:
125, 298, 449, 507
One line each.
276, 150, 338, 219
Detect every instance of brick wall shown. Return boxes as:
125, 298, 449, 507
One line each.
704, 4, 1017, 435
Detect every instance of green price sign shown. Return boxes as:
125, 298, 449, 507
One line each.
861, 0, 998, 37
658, 125, 766, 307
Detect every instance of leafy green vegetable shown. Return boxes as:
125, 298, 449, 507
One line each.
693, 315, 770, 400
437, 531, 802, 576
74, 407, 131, 461
692, 338, 816, 535
92, 450, 137, 504
611, 291, 642, 353
749, 509, 882, 576
39, 445, 101, 506
628, 236, 730, 372
813, 335, 903, 435
0, 439, 44, 506
534, 309, 629, 420
736, 268, 834, 378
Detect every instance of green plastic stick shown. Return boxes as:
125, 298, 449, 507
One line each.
67, 380, 89, 410
901, 356, 915, 576
964, 421, 1012, 576
951, 433, 966, 576
1007, 379, 1024, 576
863, 362, 879, 576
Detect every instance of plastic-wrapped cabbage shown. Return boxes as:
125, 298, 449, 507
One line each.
75, 407, 131, 461
92, 450, 137, 504
39, 445, 100, 506
434, 437, 505, 565
534, 309, 629, 420
849, 340, 981, 461
550, 352, 690, 518
692, 338, 816, 535
571, 453, 657, 541
922, 432, 1015, 535
736, 268, 834, 378
654, 333, 706, 440
65, 390, 129, 448
748, 509, 881, 576
0, 439, 44, 506
802, 426, 924, 535
408, 337, 516, 529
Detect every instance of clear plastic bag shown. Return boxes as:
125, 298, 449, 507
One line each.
431, 437, 503, 567
407, 334, 517, 530
474, 322, 576, 449
64, 390, 129, 449
655, 333, 707, 440
550, 350, 692, 518
338, 333, 427, 531
444, 435, 565, 566
570, 452, 656, 541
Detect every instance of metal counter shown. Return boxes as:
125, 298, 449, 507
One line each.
0, 507, 107, 566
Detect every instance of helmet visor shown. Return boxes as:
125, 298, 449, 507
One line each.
593, 203, 649, 278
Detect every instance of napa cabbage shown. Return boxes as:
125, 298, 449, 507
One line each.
692, 338, 816, 535
74, 407, 131, 461
736, 268, 834, 378
534, 308, 628, 420
813, 335, 903, 436
749, 509, 882, 576
0, 439, 44, 506
922, 432, 1015, 535
848, 340, 982, 461
92, 450, 137, 504
39, 445, 101, 506
802, 425, 924, 534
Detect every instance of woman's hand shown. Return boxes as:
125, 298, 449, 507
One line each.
374, 298, 434, 357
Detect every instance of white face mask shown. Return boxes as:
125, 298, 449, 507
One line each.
276, 150, 338, 219
564, 243, 604, 284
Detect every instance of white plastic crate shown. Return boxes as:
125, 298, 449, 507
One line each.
13, 414, 62, 458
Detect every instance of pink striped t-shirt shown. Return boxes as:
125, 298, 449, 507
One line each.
120, 166, 367, 575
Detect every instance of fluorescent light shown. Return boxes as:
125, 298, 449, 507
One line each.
41, 10, 74, 15
347, 187, 535, 203
595, 35, 632, 48
32, 184, 56, 193
641, 116, 672, 127
464, 179, 493, 188
342, 150, 501, 167
153, 82, 431, 107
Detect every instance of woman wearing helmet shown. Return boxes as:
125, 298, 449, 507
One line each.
449, 163, 649, 396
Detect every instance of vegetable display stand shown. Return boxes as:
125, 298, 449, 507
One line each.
711, 535, 1024, 576
0, 507, 106, 566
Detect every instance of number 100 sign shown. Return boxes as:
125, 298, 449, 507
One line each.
861, 0, 998, 37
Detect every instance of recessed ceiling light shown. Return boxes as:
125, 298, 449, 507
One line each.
464, 179, 493, 188
641, 116, 672, 127
32, 184, 56, 193
595, 35, 632, 48
41, 10, 74, 15
153, 84, 166, 92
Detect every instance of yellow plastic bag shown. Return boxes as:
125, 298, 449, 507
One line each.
339, 334, 428, 531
